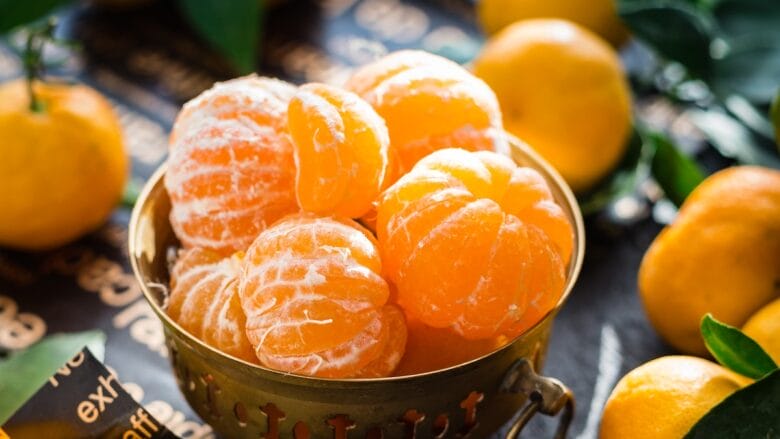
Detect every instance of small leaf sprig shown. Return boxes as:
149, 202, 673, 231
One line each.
700, 313, 777, 379
683, 314, 780, 437
22, 17, 57, 113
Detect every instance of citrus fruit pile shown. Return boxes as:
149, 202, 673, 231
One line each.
164, 50, 574, 378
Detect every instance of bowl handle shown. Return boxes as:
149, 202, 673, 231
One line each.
500, 359, 575, 439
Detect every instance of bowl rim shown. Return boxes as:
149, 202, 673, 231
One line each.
128, 134, 585, 384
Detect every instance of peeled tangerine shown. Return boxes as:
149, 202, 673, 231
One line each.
165, 75, 299, 255
287, 83, 389, 218
395, 316, 508, 375
239, 213, 407, 378
377, 148, 573, 340
168, 248, 256, 363
346, 50, 507, 183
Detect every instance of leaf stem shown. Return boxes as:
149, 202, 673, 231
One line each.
23, 18, 58, 113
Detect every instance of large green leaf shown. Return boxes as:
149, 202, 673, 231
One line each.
724, 95, 775, 140
684, 368, 780, 438
713, 0, 780, 42
646, 131, 706, 207
701, 314, 777, 380
0, 0, 74, 33
176, 0, 261, 74
687, 108, 780, 168
772, 90, 780, 146
710, 35, 780, 104
0, 331, 106, 424
618, 0, 715, 77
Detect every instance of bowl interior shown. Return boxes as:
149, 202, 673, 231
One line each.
128, 135, 585, 381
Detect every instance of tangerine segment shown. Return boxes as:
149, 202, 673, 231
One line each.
355, 305, 408, 378
288, 83, 390, 218
345, 50, 507, 180
168, 248, 256, 363
166, 76, 299, 255
395, 317, 506, 376
376, 148, 571, 339
258, 309, 388, 378
240, 213, 404, 377
415, 148, 573, 264
170, 75, 295, 144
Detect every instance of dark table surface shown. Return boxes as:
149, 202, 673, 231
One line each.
0, 0, 706, 437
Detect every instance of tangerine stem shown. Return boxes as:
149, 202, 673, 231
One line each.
23, 18, 57, 113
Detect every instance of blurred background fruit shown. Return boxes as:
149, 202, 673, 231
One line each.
477, 0, 630, 47
474, 19, 632, 193
639, 166, 780, 355
599, 356, 751, 439
0, 77, 127, 250
743, 298, 780, 364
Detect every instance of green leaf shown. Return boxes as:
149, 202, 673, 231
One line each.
687, 108, 780, 168
121, 177, 143, 208
772, 90, 780, 146
713, 0, 780, 42
710, 35, 780, 104
0, 0, 74, 33
176, 0, 261, 74
724, 95, 775, 140
0, 331, 106, 424
684, 368, 780, 438
701, 314, 777, 380
618, 0, 715, 77
577, 127, 649, 215
646, 131, 706, 206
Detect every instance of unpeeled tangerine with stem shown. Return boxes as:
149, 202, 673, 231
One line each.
377, 148, 573, 340
288, 83, 390, 218
239, 213, 407, 378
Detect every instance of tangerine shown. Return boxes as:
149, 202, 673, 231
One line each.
600, 356, 751, 439
165, 75, 299, 255
395, 317, 507, 375
287, 83, 389, 218
239, 213, 406, 378
473, 19, 632, 192
168, 247, 257, 363
639, 166, 780, 355
345, 50, 507, 182
376, 148, 572, 340
0, 79, 127, 250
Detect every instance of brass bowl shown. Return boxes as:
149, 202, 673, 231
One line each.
128, 136, 585, 439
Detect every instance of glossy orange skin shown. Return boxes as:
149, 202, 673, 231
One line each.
474, 19, 632, 192
600, 356, 751, 439
0, 80, 127, 250
640, 166, 780, 355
